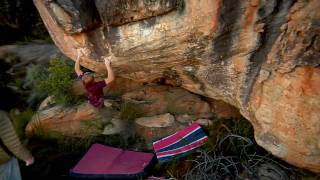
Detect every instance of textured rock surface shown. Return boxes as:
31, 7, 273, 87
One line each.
95, 0, 178, 26
135, 113, 180, 143
122, 85, 211, 116
195, 119, 213, 126
44, 0, 101, 34
38, 96, 55, 111
247, 1, 320, 172
208, 99, 242, 118
175, 114, 196, 124
26, 102, 103, 137
135, 113, 175, 128
34, 0, 320, 172
26, 96, 131, 137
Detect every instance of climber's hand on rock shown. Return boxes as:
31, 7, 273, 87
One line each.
77, 47, 91, 57
79, 48, 87, 55
104, 57, 111, 66
76, 48, 85, 60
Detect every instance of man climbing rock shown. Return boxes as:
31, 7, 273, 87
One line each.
74, 48, 115, 108
0, 110, 34, 180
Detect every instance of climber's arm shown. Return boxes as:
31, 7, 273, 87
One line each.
104, 57, 114, 84
75, 49, 84, 77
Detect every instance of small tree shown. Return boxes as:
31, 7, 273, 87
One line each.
25, 57, 77, 105
39, 58, 75, 104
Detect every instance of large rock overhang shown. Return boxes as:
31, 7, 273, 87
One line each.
33, 0, 320, 172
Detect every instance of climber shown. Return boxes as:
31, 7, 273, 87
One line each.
74, 48, 115, 108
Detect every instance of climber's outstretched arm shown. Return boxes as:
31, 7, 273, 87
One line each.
104, 57, 114, 84
75, 49, 84, 77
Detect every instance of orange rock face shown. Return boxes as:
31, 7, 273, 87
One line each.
122, 85, 211, 116
33, 0, 320, 172
26, 102, 102, 137
250, 67, 320, 172
248, 0, 320, 172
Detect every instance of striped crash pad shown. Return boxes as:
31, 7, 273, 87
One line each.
153, 122, 208, 162
70, 143, 155, 179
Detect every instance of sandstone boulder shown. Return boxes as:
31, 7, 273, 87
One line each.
135, 113, 179, 143
38, 96, 55, 111
208, 100, 242, 119
175, 114, 196, 124
175, 113, 215, 124
135, 113, 175, 128
34, 0, 320, 172
195, 119, 213, 126
26, 102, 102, 137
95, 0, 177, 26
26, 100, 124, 137
122, 85, 211, 116
44, 0, 101, 34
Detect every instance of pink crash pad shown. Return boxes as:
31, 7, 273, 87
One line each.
70, 143, 155, 179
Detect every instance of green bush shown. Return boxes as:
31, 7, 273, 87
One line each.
41, 58, 75, 104
25, 57, 77, 105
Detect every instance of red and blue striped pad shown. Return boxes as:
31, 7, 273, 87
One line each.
153, 123, 208, 162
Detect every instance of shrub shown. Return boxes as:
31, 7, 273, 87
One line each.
41, 58, 76, 104
25, 57, 78, 105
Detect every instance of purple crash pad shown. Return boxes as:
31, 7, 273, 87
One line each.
70, 143, 155, 179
